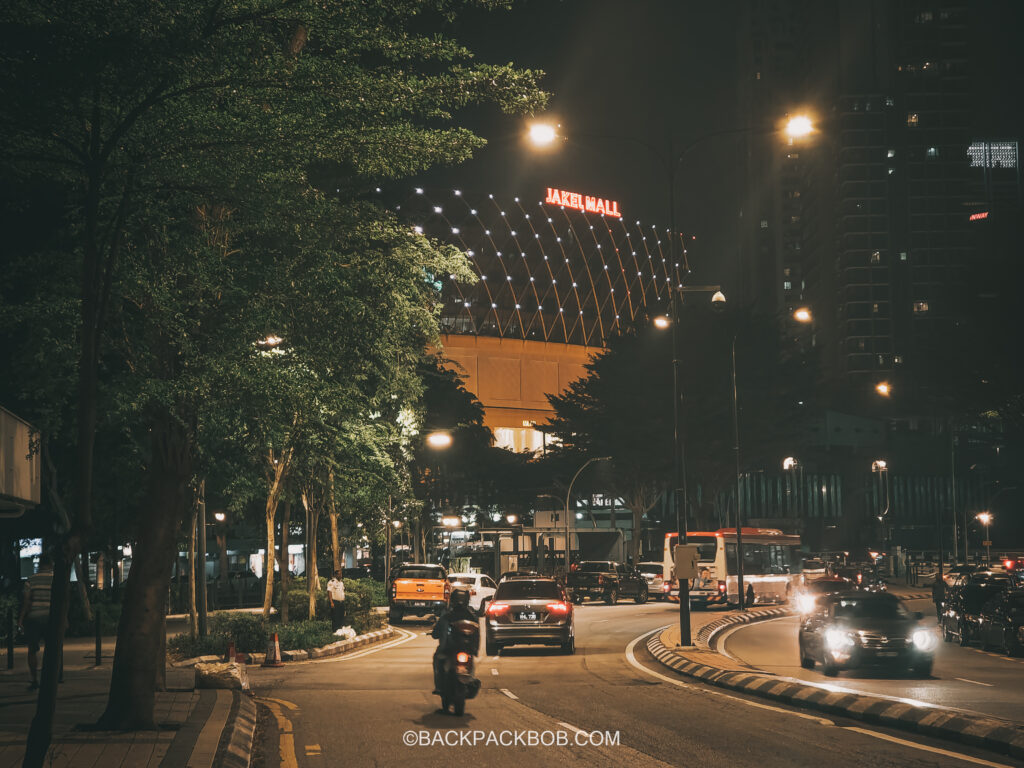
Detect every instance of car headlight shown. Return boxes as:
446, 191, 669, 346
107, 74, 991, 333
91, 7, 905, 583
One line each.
911, 629, 936, 651
825, 628, 856, 651
796, 594, 817, 614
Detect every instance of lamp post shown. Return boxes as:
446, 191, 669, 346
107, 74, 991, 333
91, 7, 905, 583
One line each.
872, 460, 890, 565
564, 457, 612, 576
977, 512, 993, 565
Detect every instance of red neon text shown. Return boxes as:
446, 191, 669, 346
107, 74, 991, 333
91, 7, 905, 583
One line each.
969, 211, 989, 221
545, 188, 621, 217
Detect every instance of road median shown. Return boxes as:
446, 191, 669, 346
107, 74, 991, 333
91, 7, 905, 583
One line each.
648, 608, 1024, 758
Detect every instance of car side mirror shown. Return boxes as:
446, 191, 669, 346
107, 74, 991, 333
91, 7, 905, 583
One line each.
914, 611, 924, 621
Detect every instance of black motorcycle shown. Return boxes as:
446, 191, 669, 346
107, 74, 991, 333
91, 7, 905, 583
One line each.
438, 619, 481, 716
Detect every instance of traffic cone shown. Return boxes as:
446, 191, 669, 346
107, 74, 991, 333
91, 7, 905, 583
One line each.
262, 632, 284, 667
225, 640, 236, 663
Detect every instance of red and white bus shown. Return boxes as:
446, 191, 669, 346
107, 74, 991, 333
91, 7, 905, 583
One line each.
663, 529, 804, 607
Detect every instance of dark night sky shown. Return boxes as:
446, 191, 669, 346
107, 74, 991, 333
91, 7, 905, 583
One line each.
414, 0, 1024, 293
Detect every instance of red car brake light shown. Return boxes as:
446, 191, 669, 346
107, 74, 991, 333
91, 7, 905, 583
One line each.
717, 580, 727, 593
486, 602, 510, 617
456, 651, 470, 663
546, 602, 570, 614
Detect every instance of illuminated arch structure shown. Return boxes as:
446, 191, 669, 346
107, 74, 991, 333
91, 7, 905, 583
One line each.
397, 188, 688, 452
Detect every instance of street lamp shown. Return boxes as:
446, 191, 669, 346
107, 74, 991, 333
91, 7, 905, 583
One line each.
564, 456, 612, 577
784, 115, 815, 139
527, 122, 559, 147
653, 315, 671, 330
782, 457, 803, 519
872, 460, 890, 560
793, 307, 813, 324
875, 381, 892, 397
426, 431, 453, 449
977, 512, 993, 565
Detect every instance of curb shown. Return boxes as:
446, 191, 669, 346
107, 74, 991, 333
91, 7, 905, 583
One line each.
171, 627, 395, 668
222, 693, 257, 768
696, 607, 792, 649
647, 619, 1024, 758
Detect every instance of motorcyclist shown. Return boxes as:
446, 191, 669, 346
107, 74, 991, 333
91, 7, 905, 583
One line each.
432, 587, 477, 695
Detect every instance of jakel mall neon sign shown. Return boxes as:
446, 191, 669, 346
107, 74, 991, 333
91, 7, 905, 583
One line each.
545, 187, 621, 217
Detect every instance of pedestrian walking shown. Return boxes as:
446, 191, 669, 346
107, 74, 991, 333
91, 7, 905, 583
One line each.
327, 570, 346, 630
19, 553, 54, 691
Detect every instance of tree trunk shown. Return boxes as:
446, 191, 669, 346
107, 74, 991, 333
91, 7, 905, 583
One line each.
328, 469, 340, 574
73, 555, 92, 622
303, 492, 320, 619
188, 501, 198, 638
96, 415, 190, 730
278, 500, 291, 624
262, 502, 276, 618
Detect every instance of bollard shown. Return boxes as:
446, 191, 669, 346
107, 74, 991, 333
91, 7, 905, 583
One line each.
94, 605, 102, 666
6, 608, 13, 670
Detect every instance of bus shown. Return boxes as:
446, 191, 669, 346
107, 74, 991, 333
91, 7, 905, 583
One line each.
663, 528, 804, 607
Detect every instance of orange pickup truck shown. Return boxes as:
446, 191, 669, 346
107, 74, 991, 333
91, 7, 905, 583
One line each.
389, 564, 450, 623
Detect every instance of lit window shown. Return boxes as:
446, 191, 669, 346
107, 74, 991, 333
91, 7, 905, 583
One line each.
784, 281, 792, 291
888, 167, 895, 175
927, 147, 938, 157
968, 141, 1018, 169
870, 251, 881, 264
872, 303, 879, 313
783, 268, 791, 277
760, 219, 769, 229
885, 96, 894, 107
913, 301, 929, 313
894, 355, 903, 364
887, 149, 895, 158
907, 113, 919, 127
900, 251, 908, 262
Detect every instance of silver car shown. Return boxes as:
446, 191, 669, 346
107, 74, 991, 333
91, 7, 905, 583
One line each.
484, 578, 575, 656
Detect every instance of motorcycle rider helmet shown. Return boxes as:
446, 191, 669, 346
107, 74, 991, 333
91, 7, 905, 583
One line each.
450, 587, 471, 609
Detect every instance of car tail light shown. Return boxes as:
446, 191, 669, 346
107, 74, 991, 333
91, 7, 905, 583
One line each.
390, 583, 396, 598
717, 580, 727, 593
1005, 559, 1016, 570
456, 651, 470, 663
470, 588, 477, 595
546, 602, 569, 615
662, 582, 671, 592
598, 575, 604, 585
486, 602, 510, 617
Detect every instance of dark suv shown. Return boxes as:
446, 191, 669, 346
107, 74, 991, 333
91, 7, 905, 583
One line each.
567, 561, 648, 604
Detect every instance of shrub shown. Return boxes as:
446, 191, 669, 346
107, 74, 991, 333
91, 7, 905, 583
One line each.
275, 619, 335, 651
168, 631, 232, 660
67, 590, 122, 637
208, 612, 267, 653
343, 579, 385, 613
275, 577, 330, 622
350, 609, 386, 636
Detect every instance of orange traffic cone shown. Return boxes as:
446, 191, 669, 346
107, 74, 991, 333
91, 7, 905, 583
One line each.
262, 632, 284, 667
225, 640, 237, 663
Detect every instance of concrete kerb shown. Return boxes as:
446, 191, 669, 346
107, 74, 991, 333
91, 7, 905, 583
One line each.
222, 693, 258, 768
171, 627, 396, 668
647, 611, 1024, 759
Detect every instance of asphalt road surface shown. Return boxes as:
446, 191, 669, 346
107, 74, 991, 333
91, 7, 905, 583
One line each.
250, 600, 1024, 767
722, 597, 1024, 723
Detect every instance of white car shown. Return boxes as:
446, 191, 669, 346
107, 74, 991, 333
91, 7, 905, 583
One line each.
637, 562, 672, 600
446, 572, 498, 612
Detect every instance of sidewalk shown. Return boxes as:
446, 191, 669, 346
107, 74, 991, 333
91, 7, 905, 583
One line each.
0, 633, 250, 768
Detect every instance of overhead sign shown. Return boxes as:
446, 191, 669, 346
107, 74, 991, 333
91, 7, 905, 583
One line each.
969, 211, 989, 221
545, 187, 621, 217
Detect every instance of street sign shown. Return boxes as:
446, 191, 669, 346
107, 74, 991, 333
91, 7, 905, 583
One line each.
674, 544, 700, 580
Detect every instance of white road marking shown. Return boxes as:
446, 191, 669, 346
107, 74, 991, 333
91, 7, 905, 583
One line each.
305, 628, 418, 663
955, 677, 994, 687
842, 727, 1012, 768
557, 721, 586, 735
591, 619, 609, 623
626, 627, 1013, 766
500, 688, 518, 701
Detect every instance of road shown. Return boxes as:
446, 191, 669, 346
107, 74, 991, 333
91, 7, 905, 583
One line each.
721, 597, 1024, 723
249, 599, 1024, 767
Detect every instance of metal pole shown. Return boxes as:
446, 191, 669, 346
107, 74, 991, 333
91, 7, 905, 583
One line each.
731, 334, 745, 610
668, 144, 694, 646
197, 479, 208, 637
94, 605, 102, 666
6, 608, 13, 670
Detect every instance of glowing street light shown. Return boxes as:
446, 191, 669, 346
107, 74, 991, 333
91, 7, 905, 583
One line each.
977, 512, 994, 564
782, 457, 799, 470
442, 516, 461, 528
213, 511, 226, 523
875, 381, 892, 397
527, 122, 559, 147
653, 315, 671, 330
505, 514, 518, 525
785, 115, 814, 139
426, 431, 453, 449
793, 307, 812, 324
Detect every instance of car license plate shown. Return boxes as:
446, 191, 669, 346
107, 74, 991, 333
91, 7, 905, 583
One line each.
412, 602, 426, 607
518, 611, 538, 621
877, 651, 898, 657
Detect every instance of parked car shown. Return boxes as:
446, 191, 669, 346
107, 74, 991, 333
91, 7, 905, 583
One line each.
567, 561, 648, 604
446, 572, 498, 612
498, 570, 539, 583
976, 589, 1024, 655
833, 566, 865, 587
798, 593, 935, 677
388, 563, 450, 623
637, 561, 672, 601
942, 565, 976, 588
801, 558, 829, 579
484, 578, 574, 655
941, 577, 1009, 646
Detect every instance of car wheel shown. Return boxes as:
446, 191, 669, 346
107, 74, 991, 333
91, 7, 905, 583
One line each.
912, 659, 933, 678
604, 588, 618, 605
561, 635, 575, 655
942, 621, 953, 642
798, 639, 815, 670
635, 587, 648, 604
822, 660, 840, 677
958, 622, 970, 646
486, 639, 501, 656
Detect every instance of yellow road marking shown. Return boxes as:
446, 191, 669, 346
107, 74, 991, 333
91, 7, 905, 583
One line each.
259, 698, 299, 768
266, 696, 300, 711
304, 744, 322, 756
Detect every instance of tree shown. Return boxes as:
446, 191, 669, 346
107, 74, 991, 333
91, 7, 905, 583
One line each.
1, 1, 546, 755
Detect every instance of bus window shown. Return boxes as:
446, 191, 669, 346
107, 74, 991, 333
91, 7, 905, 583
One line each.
725, 543, 770, 575
689, 537, 718, 562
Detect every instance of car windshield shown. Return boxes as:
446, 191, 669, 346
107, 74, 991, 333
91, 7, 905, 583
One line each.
396, 567, 445, 580
495, 580, 562, 600
637, 564, 663, 576
809, 581, 854, 594
578, 562, 614, 572
833, 597, 907, 620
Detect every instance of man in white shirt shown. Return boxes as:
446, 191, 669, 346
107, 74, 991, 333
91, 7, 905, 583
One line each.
327, 570, 346, 630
